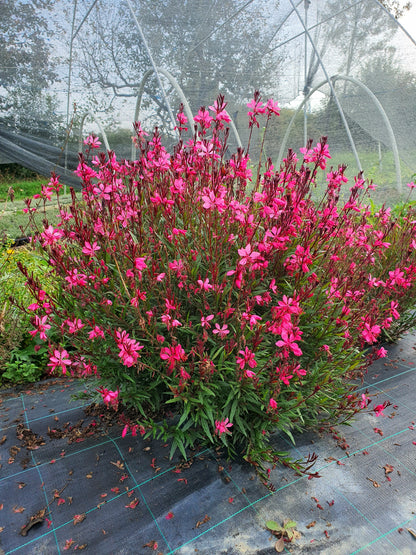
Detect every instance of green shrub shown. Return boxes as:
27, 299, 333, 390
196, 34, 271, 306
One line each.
19, 95, 416, 483
0, 241, 53, 384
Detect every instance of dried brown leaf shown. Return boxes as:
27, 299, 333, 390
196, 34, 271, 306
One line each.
274, 537, 285, 552
383, 464, 394, 475
110, 460, 124, 470
73, 513, 86, 525
12, 506, 25, 513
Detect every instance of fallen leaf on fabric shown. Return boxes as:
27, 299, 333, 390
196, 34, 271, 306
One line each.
383, 464, 394, 475
12, 506, 25, 513
111, 460, 124, 470
64, 539, 75, 550
274, 537, 285, 552
73, 513, 86, 525
125, 498, 139, 509
195, 514, 211, 528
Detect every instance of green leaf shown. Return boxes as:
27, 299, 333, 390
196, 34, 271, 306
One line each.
177, 438, 187, 460
285, 429, 295, 445
169, 438, 178, 460
200, 417, 214, 442
229, 398, 239, 423
284, 520, 297, 529
265, 520, 280, 532
178, 403, 191, 428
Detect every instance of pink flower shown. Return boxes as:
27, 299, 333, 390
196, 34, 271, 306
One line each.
29, 315, 51, 341
209, 99, 231, 123
84, 134, 101, 149
360, 393, 369, 409
269, 398, 278, 410
176, 111, 188, 127
115, 330, 144, 367
179, 367, 191, 380
82, 241, 101, 256
247, 93, 266, 127
275, 328, 303, 357
276, 366, 294, 385
390, 301, 400, 320
160, 344, 187, 372
215, 418, 233, 436
238, 244, 261, 266
376, 347, 388, 358
48, 349, 71, 374
236, 347, 257, 370
242, 312, 262, 330
201, 314, 214, 328
134, 257, 147, 270
374, 404, 385, 417
65, 318, 85, 334
197, 278, 213, 291
361, 322, 381, 344
194, 107, 213, 130
244, 369, 257, 379
97, 387, 119, 409
41, 225, 64, 246
266, 98, 280, 116
212, 323, 230, 339
65, 269, 87, 289
88, 326, 105, 340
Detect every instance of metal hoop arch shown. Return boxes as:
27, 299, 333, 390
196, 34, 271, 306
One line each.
78, 110, 111, 153
278, 74, 402, 193
132, 67, 243, 159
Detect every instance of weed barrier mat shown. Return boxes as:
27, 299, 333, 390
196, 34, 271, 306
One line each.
1, 334, 416, 555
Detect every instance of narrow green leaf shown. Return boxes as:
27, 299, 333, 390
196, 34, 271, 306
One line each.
285, 429, 295, 445
201, 417, 213, 442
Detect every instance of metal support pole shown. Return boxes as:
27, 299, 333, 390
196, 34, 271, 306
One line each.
125, 0, 178, 136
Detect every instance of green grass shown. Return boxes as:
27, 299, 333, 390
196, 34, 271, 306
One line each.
0, 165, 70, 238
310, 150, 416, 208
0, 178, 47, 202
0, 195, 72, 239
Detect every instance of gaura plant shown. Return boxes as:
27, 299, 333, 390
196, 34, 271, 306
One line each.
18, 93, 416, 484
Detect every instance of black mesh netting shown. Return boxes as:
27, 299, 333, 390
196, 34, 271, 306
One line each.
1, 0, 416, 199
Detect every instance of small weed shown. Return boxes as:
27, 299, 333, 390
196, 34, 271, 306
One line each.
265, 519, 301, 552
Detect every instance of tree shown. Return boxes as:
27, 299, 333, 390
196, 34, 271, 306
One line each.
73, 0, 281, 131
379, 0, 411, 19
0, 0, 59, 136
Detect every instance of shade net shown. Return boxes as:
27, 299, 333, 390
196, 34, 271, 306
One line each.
1, 332, 416, 554
1, 0, 416, 201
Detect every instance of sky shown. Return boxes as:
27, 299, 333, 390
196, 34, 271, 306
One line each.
399, 3, 416, 39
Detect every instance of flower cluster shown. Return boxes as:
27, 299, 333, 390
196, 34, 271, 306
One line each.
19, 93, 416, 481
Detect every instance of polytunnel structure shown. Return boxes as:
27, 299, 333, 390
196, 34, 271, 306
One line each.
1, 0, 416, 198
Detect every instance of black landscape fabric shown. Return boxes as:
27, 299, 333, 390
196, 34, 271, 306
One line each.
1, 333, 416, 554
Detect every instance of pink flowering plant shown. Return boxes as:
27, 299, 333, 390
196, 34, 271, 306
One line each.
17, 92, 416, 483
